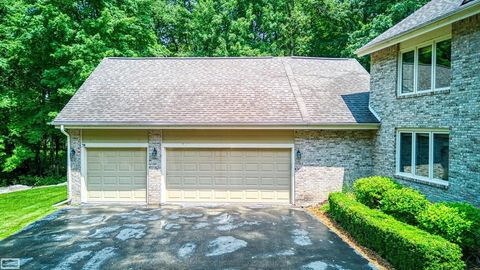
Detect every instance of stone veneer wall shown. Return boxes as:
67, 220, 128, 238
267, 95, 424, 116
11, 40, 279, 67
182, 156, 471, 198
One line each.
294, 130, 375, 206
369, 14, 480, 205
69, 129, 82, 204
147, 130, 162, 205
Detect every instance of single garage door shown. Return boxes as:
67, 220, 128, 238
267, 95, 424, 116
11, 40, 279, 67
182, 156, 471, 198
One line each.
166, 148, 291, 203
87, 148, 147, 202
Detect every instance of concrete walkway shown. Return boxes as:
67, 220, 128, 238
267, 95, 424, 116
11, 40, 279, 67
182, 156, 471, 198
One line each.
0, 205, 375, 269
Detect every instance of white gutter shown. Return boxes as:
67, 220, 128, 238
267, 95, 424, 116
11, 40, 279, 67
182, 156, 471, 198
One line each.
53, 123, 380, 130
60, 125, 72, 202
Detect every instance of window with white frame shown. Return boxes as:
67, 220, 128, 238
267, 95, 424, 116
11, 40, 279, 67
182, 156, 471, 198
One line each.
398, 37, 452, 95
397, 130, 449, 183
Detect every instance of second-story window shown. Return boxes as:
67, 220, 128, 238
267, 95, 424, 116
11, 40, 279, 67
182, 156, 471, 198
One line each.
398, 37, 452, 95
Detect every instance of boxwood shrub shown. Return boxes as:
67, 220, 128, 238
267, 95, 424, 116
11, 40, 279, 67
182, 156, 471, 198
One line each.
329, 192, 464, 270
353, 176, 399, 208
445, 202, 480, 252
380, 187, 429, 225
418, 202, 479, 252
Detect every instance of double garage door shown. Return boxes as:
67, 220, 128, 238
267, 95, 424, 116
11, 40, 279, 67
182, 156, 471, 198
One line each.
166, 148, 291, 203
86, 148, 291, 203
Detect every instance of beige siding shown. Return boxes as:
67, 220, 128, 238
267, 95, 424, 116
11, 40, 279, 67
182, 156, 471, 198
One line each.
163, 130, 294, 144
87, 148, 147, 202
400, 25, 451, 50
166, 148, 291, 203
82, 130, 148, 143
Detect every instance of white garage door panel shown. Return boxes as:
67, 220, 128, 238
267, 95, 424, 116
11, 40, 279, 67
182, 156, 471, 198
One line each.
87, 148, 147, 202
166, 148, 291, 203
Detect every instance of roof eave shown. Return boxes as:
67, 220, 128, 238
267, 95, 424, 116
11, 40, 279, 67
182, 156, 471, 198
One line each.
52, 122, 381, 130
355, 1, 480, 57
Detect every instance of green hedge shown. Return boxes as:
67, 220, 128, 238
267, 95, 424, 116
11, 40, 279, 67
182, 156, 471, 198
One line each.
16, 175, 66, 187
353, 176, 399, 208
328, 192, 464, 270
444, 202, 480, 252
380, 187, 429, 225
418, 202, 479, 252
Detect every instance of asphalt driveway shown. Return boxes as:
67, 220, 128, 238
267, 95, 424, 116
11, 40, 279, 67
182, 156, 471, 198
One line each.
0, 205, 375, 269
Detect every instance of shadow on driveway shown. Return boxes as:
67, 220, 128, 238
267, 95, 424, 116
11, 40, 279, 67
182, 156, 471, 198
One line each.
0, 205, 375, 269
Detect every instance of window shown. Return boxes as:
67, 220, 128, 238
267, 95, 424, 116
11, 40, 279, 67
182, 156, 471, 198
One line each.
415, 133, 430, 177
435, 40, 452, 89
397, 130, 449, 183
401, 51, 414, 94
417, 46, 432, 91
398, 38, 451, 95
399, 133, 412, 173
433, 134, 449, 180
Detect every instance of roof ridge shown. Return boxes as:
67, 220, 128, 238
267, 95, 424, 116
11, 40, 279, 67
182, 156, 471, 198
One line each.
105, 56, 274, 60
104, 56, 357, 61
289, 56, 354, 60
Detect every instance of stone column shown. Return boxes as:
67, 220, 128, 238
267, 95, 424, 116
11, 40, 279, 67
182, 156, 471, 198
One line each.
148, 130, 162, 205
69, 129, 82, 204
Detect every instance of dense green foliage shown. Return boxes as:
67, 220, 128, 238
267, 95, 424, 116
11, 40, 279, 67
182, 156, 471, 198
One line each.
417, 203, 478, 251
0, 0, 429, 184
328, 192, 465, 270
444, 202, 480, 252
17, 175, 66, 186
0, 185, 67, 239
353, 176, 399, 208
380, 187, 429, 225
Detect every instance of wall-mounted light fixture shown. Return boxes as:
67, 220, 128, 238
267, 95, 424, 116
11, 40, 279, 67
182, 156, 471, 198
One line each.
151, 147, 158, 159
70, 149, 76, 160
296, 149, 301, 160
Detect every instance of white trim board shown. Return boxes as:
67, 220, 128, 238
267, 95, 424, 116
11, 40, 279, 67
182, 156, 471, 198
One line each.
162, 143, 294, 149
82, 143, 148, 148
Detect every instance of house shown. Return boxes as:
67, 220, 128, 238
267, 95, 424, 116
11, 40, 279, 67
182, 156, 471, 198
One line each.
52, 57, 378, 206
356, 0, 480, 205
53, 0, 480, 206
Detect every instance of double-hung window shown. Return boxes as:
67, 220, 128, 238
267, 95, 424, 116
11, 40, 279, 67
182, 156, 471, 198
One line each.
398, 37, 452, 95
397, 130, 449, 185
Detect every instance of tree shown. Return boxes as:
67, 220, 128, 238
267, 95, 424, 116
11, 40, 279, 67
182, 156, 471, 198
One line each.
0, 0, 166, 182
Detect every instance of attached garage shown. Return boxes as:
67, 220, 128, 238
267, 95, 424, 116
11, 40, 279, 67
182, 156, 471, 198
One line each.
86, 148, 147, 202
54, 57, 380, 206
165, 148, 292, 203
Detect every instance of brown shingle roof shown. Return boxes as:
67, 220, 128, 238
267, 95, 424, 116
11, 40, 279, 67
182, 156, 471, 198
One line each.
52, 57, 378, 126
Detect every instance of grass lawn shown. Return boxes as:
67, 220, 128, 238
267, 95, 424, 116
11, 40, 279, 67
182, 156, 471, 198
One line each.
0, 185, 67, 239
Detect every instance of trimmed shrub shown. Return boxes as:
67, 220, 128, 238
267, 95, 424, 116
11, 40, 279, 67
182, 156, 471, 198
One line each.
380, 188, 429, 225
418, 202, 479, 252
329, 192, 464, 270
444, 202, 480, 252
353, 176, 399, 208
16, 175, 66, 187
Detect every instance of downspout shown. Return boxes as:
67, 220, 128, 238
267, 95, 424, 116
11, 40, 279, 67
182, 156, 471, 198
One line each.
60, 125, 72, 202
